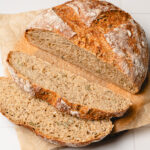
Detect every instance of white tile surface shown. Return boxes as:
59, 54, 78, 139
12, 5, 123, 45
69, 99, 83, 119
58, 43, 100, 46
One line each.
121, 0, 150, 14
131, 14, 150, 46
0, 128, 20, 150
106, 0, 121, 7
0, 0, 150, 150
134, 127, 150, 150
0, 0, 69, 13
0, 114, 14, 127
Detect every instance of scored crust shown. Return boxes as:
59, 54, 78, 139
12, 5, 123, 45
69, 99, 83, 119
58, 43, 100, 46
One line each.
7, 51, 131, 120
25, 0, 149, 94
0, 77, 113, 147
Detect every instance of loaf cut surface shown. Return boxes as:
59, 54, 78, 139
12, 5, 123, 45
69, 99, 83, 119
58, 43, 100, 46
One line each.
25, 0, 149, 94
0, 78, 113, 147
7, 51, 131, 120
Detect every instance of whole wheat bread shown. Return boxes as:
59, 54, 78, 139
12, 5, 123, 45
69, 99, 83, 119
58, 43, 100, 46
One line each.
0, 78, 113, 147
25, 0, 149, 94
7, 51, 131, 120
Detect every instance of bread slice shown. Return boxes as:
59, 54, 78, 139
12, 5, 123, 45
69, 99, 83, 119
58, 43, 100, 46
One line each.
7, 51, 131, 120
25, 0, 149, 94
0, 78, 113, 147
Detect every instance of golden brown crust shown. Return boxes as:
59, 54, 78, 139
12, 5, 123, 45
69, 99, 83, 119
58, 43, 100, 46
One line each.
34, 87, 128, 120
0, 77, 113, 147
7, 52, 131, 120
25, 0, 149, 94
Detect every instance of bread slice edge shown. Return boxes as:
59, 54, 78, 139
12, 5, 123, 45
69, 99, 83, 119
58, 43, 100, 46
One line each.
0, 77, 113, 147
7, 51, 131, 120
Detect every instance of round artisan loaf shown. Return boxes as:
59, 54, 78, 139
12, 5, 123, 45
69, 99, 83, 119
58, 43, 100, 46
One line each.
25, 0, 149, 94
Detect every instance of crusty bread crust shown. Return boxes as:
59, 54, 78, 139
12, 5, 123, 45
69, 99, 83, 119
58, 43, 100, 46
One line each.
1, 110, 111, 147
0, 77, 113, 147
25, 0, 149, 94
7, 51, 131, 120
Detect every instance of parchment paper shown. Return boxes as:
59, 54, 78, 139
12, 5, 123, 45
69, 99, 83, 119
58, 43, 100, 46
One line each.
0, 12, 60, 150
0, 11, 150, 150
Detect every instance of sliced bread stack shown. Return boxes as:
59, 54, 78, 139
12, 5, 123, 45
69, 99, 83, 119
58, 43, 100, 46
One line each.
0, 0, 148, 147
0, 78, 112, 147
7, 51, 131, 120
0, 51, 130, 147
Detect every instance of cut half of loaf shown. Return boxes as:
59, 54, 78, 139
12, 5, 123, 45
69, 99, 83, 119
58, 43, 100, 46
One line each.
25, 0, 149, 94
7, 51, 131, 120
0, 78, 113, 147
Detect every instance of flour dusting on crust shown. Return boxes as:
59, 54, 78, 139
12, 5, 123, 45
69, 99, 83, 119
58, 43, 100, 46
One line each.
70, 110, 79, 117
56, 98, 71, 111
104, 19, 148, 82
66, 0, 118, 27
28, 9, 76, 38
7, 64, 35, 95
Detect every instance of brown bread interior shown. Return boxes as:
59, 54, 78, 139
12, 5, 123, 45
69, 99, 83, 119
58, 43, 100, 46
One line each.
26, 29, 137, 93
0, 78, 112, 146
8, 51, 131, 118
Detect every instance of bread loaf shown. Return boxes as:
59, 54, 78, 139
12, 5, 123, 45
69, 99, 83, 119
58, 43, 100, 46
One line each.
25, 0, 149, 94
7, 51, 131, 120
0, 78, 113, 147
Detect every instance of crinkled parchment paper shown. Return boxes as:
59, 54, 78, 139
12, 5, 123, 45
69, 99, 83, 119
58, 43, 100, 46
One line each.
0, 12, 60, 150
0, 11, 150, 150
